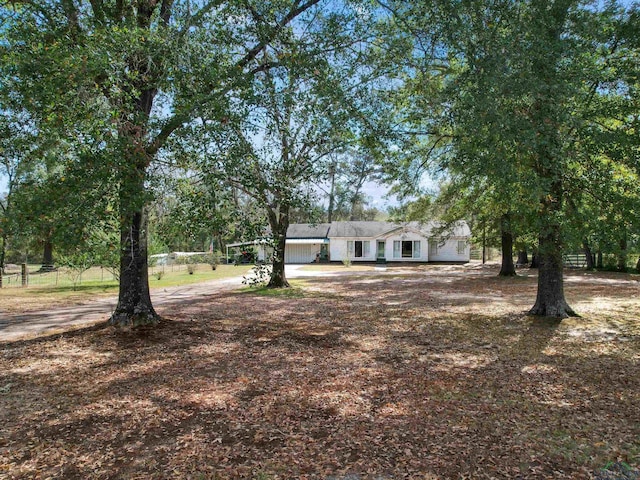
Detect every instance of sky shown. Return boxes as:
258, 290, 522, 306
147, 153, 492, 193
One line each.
362, 180, 399, 211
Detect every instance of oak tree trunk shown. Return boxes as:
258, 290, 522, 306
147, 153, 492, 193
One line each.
530, 250, 540, 268
499, 213, 516, 276
110, 87, 159, 327
583, 240, 594, 270
110, 206, 159, 326
108, 19, 161, 326
617, 235, 627, 272
482, 224, 487, 264
516, 249, 528, 267
40, 238, 55, 272
267, 208, 290, 288
526, 0, 577, 319
596, 250, 603, 269
0, 233, 5, 288
529, 224, 577, 318
327, 163, 335, 223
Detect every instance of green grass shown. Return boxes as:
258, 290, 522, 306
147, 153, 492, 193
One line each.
0, 264, 253, 314
238, 279, 308, 298
1, 264, 252, 290
149, 264, 253, 288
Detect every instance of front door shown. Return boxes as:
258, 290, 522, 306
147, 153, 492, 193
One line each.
377, 240, 385, 259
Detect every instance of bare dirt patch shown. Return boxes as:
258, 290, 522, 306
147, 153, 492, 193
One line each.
1, 265, 638, 479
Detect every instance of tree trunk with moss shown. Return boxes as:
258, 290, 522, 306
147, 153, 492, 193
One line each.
110, 166, 159, 326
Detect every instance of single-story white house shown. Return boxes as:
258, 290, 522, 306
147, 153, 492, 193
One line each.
262, 220, 471, 264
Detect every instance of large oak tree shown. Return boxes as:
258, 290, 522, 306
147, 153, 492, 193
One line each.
1, 0, 323, 325
385, 0, 638, 318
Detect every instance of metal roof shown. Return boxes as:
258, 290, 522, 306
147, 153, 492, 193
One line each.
286, 223, 332, 239
279, 221, 471, 240
327, 221, 402, 238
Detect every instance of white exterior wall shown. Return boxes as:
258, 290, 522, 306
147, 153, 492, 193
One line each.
330, 234, 430, 262
329, 238, 377, 262
383, 233, 429, 262
428, 237, 470, 262
285, 243, 324, 263
328, 235, 469, 262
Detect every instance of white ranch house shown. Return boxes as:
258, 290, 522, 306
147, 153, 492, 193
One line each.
252, 221, 471, 264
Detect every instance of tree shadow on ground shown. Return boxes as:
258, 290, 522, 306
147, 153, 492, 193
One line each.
1, 269, 638, 479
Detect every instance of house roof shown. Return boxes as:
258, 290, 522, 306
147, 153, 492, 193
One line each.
286, 223, 332, 239
285, 221, 471, 239
421, 221, 471, 238
327, 221, 403, 238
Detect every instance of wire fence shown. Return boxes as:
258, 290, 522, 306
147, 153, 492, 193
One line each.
0, 263, 200, 289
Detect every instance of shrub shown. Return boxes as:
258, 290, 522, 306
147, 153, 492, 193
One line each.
206, 252, 221, 270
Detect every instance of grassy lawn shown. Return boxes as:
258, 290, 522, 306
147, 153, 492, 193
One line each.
0, 266, 639, 479
0, 264, 253, 314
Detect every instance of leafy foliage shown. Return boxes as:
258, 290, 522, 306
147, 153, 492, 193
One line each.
384, 0, 640, 317
1, 0, 333, 322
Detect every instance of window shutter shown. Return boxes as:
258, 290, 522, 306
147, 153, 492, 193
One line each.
413, 241, 421, 258
363, 241, 370, 256
347, 241, 354, 257
393, 241, 400, 258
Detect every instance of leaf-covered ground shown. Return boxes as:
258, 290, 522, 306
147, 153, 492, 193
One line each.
1, 264, 639, 479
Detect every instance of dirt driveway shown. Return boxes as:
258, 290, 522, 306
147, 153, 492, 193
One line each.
0, 264, 370, 342
2, 263, 638, 343
1, 263, 638, 479
0, 273, 249, 342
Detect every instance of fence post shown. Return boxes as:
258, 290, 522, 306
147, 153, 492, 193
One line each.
21, 263, 28, 287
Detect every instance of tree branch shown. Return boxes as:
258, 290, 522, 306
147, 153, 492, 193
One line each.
89, 0, 105, 24
147, 0, 321, 156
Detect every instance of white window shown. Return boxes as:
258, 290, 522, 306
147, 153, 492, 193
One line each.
393, 240, 421, 258
413, 240, 421, 258
347, 240, 370, 258
457, 240, 466, 255
429, 239, 439, 256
